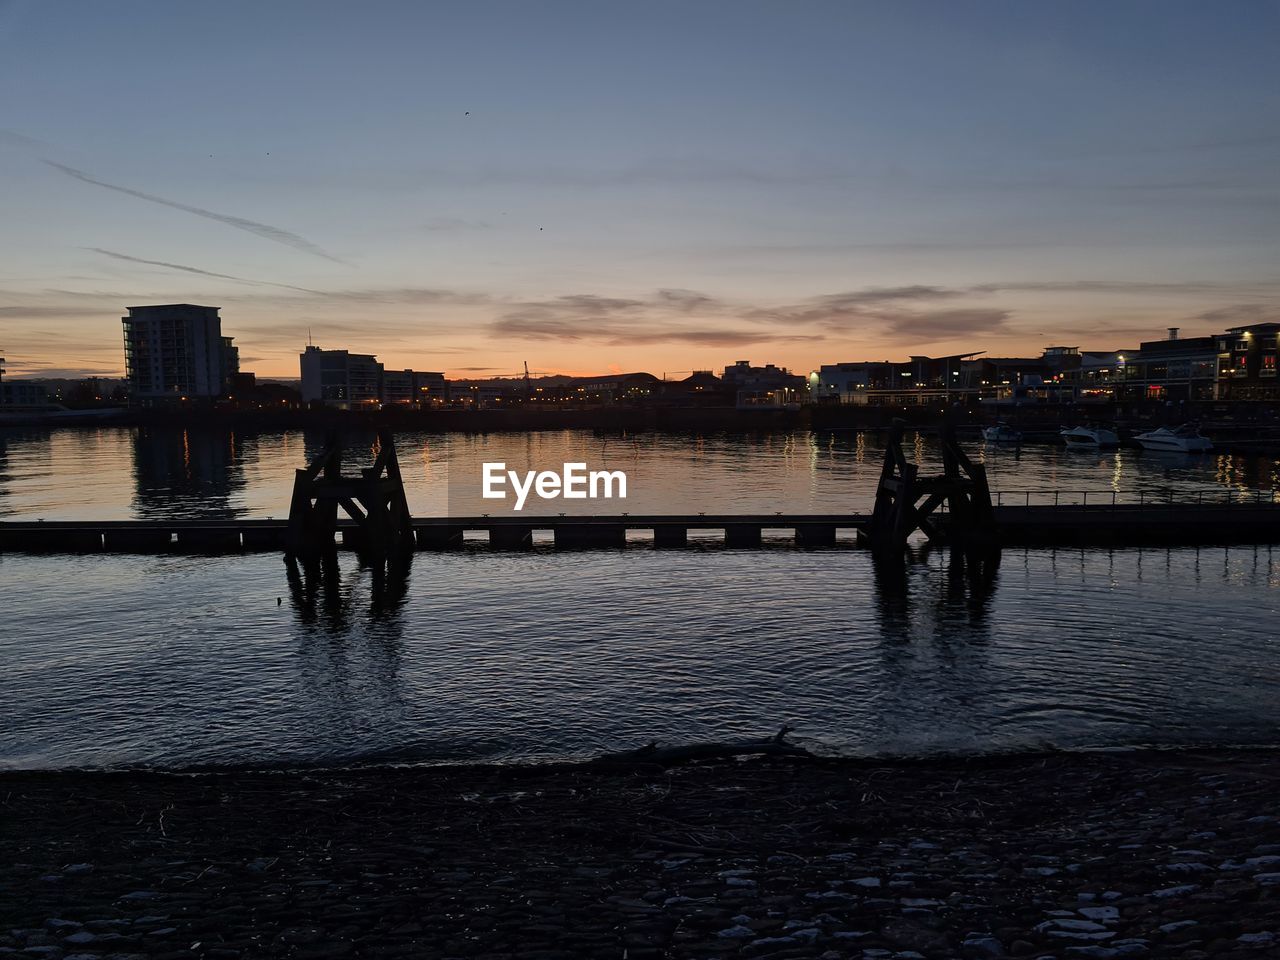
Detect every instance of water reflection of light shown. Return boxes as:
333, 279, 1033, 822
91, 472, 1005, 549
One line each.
8, 427, 1280, 520
419, 440, 435, 479
1214, 454, 1232, 489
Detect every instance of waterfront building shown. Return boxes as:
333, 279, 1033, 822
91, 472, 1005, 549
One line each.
1047, 326, 1269, 404
809, 323, 1277, 410
722, 360, 807, 408
1041, 345, 1081, 374
412, 371, 447, 405
0, 357, 50, 408
224, 373, 301, 409
446, 380, 509, 407
1049, 350, 1128, 402
815, 354, 979, 405
658, 371, 729, 406
1214, 322, 1280, 401
300, 346, 448, 408
382, 369, 415, 405
966, 356, 1050, 406
300, 345, 383, 408
815, 363, 876, 403
122, 304, 237, 405
1, 380, 50, 407
1116, 330, 1217, 402
564, 372, 661, 404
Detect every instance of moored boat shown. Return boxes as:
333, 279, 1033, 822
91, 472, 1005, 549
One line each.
1060, 425, 1120, 448
982, 422, 1023, 443
0, 403, 126, 425
1134, 424, 1213, 453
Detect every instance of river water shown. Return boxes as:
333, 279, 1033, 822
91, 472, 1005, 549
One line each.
1, 426, 1278, 770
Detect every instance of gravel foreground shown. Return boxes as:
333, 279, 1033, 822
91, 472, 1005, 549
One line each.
2, 750, 1278, 960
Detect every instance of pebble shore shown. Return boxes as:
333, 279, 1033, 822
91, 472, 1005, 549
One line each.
2, 749, 1277, 959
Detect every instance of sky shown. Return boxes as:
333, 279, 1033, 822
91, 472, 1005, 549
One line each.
1, 0, 1278, 380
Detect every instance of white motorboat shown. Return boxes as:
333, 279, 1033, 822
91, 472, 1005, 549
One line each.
982, 422, 1022, 443
1134, 425, 1213, 453
0, 403, 126, 425
1060, 425, 1119, 448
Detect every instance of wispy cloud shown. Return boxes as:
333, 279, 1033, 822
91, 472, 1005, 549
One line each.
744, 286, 968, 334
8, 273, 1280, 373
494, 315, 821, 348
655, 289, 724, 312
972, 280, 1277, 296
886, 308, 1010, 339
42, 160, 344, 263
232, 315, 479, 353
212, 286, 492, 309
483, 278, 1273, 348
1194, 303, 1280, 326
491, 292, 823, 347
0, 128, 46, 150
0, 305, 116, 318
4, 362, 123, 378
812, 286, 960, 305
87, 248, 327, 295
322, 287, 489, 306
616, 329, 824, 347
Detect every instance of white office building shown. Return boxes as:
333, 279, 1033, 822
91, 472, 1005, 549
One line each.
300, 345, 384, 408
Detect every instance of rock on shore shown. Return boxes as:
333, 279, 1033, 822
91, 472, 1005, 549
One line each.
1, 749, 1278, 958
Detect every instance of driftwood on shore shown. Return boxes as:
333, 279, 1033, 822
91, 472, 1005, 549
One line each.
593, 725, 812, 766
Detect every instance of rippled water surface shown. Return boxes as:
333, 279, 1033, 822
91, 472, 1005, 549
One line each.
2, 427, 1278, 770
3, 546, 1279, 770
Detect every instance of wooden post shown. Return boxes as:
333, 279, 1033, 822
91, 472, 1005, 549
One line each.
862, 412, 998, 572
285, 430, 416, 560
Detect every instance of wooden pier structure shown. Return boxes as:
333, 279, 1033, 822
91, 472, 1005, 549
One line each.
286, 429, 414, 560
865, 419, 997, 554
2, 424, 1279, 555
2, 502, 1280, 554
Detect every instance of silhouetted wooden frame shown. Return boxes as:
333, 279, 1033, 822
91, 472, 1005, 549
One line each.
286, 429, 415, 559
866, 414, 996, 560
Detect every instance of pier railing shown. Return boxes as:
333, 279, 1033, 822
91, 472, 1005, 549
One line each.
985, 487, 1280, 509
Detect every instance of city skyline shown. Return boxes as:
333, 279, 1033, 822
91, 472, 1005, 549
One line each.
2, 0, 1279, 379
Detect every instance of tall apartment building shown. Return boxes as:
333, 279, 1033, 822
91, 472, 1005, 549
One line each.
122, 304, 238, 404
